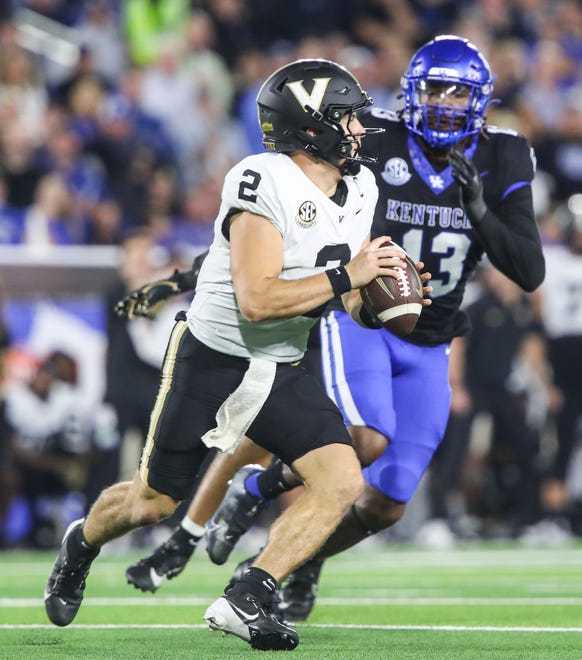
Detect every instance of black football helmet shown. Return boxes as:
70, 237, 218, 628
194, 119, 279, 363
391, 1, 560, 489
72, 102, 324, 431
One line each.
256, 58, 382, 174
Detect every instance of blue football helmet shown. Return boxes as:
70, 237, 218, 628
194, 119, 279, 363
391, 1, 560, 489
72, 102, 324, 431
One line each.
401, 35, 494, 149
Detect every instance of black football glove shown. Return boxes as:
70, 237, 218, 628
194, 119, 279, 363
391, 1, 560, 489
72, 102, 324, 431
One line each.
115, 271, 183, 319
449, 148, 488, 224
115, 250, 208, 319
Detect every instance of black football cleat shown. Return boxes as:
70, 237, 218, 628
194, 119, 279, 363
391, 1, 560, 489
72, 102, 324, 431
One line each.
204, 590, 299, 651
229, 555, 295, 625
126, 528, 198, 593
44, 518, 100, 626
275, 557, 324, 621
206, 464, 266, 565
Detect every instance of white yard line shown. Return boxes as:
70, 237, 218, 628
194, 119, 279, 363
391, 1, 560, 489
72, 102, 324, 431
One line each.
1, 623, 582, 633
3, 596, 582, 607
3, 548, 582, 576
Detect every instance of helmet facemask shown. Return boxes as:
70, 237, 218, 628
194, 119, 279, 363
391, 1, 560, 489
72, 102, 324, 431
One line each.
405, 78, 491, 149
296, 102, 379, 174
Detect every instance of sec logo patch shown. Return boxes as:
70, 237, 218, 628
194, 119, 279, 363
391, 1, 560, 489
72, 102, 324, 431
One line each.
381, 157, 412, 186
296, 201, 317, 227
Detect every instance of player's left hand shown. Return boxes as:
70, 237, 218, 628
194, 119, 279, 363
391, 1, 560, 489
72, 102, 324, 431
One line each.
414, 261, 433, 306
115, 279, 181, 319
449, 148, 488, 223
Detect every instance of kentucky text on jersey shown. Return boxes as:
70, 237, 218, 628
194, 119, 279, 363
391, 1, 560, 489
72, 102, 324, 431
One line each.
359, 106, 542, 345
385, 199, 471, 229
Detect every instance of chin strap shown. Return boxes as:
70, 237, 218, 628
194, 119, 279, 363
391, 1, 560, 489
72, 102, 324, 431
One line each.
340, 160, 361, 176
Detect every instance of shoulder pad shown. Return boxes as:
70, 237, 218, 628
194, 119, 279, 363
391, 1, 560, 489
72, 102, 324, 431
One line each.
368, 107, 400, 123
484, 125, 521, 138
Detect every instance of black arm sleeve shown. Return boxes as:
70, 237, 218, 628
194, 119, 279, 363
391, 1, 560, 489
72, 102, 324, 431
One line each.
473, 186, 545, 292
172, 249, 209, 293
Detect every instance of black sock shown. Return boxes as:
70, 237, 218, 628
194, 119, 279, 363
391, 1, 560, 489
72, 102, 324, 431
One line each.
256, 460, 294, 500
228, 566, 278, 604
172, 525, 200, 549
69, 523, 99, 557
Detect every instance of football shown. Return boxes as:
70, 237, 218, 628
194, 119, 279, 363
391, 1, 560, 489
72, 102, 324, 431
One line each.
360, 241, 424, 336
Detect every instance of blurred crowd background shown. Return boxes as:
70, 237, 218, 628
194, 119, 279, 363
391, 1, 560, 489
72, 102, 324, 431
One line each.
0, 0, 582, 552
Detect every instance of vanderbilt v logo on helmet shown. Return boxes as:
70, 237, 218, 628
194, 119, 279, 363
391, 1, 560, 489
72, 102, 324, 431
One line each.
256, 58, 383, 173
286, 78, 331, 114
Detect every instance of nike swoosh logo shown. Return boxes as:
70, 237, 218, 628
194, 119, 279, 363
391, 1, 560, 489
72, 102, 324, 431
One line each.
376, 277, 395, 300
229, 601, 259, 622
43, 589, 68, 607
150, 568, 166, 588
205, 519, 223, 534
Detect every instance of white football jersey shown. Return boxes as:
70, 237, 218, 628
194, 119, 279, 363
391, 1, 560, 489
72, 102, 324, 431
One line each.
187, 152, 378, 361
541, 244, 582, 338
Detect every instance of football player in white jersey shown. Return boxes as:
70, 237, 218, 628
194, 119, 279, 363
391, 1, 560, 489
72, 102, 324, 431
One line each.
44, 58, 431, 651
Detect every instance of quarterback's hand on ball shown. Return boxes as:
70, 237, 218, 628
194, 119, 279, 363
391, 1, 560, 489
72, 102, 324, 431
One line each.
449, 148, 488, 223
115, 277, 181, 319
345, 235, 406, 289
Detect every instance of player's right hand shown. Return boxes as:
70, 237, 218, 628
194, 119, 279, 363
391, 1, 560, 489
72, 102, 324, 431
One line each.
114, 278, 181, 319
345, 235, 406, 288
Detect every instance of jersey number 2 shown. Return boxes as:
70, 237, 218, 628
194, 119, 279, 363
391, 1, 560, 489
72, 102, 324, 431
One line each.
238, 169, 262, 202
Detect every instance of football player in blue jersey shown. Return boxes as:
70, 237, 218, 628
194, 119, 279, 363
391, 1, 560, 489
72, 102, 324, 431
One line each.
310, 32, 545, 554
118, 35, 545, 621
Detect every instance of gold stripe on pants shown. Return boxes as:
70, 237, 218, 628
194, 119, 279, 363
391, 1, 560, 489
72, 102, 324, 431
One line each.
139, 320, 189, 486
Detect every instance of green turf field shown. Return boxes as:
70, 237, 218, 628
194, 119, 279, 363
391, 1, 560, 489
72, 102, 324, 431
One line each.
1, 543, 581, 658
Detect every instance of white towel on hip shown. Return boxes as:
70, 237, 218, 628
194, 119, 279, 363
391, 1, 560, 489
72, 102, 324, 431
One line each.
201, 357, 277, 454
